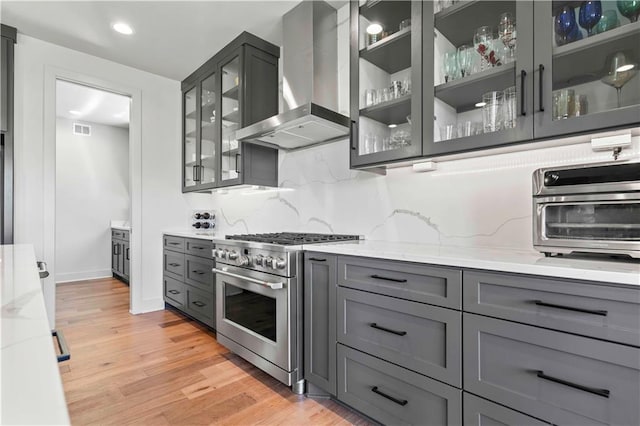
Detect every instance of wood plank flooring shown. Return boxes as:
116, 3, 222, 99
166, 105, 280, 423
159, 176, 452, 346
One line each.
56, 277, 372, 425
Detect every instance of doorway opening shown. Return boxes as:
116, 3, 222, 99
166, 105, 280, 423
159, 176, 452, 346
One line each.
54, 79, 131, 293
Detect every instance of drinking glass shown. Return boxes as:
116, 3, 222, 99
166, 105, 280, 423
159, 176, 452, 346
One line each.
402, 77, 412, 96
364, 88, 377, 107
579, 1, 603, 36
443, 51, 459, 83
377, 87, 390, 103
474, 26, 494, 71
498, 12, 517, 62
457, 121, 474, 138
617, 0, 640, 22
457, 45, 473, 77
440, 124, 457, 141
482, 91, 504, 133
555, 5, 578, 45
399, 19, 411, 31
503, 86, 517, 129
574, 94, 589, 116
556, 89, 576, 119
594, 9, 620, 33
390, 81, 403, 99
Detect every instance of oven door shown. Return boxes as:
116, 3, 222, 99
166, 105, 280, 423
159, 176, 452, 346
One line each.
215, 264, 292, 372
534, 193, 640, 255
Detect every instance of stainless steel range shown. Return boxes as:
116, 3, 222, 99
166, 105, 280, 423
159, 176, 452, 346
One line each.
212, 232, 361, 394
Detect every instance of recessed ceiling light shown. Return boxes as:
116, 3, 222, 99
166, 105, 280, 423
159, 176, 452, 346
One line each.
388, 124, 397, 128
616, 64, 635, 72
366, 23, 383, 35
112, 22, 134, 35
69, 110, 81, 115
475, 102, 487, 108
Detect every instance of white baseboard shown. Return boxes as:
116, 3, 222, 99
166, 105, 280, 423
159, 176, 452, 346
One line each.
130, 298, 165, 315
56, 269, 113, 284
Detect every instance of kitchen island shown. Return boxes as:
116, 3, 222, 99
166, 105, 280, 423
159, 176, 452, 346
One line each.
0, 244, 70, 425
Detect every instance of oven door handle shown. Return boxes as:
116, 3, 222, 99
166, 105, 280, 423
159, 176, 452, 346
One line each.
213, 267, 284, 290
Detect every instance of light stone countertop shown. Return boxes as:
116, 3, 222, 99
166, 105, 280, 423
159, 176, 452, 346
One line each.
0, 244, 70, 425
163, 229, 215, 241
306, 240, 640, 286
110, 220, 131, 231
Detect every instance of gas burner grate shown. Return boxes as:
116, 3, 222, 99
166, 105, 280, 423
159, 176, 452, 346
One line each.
225, 232, 361, 246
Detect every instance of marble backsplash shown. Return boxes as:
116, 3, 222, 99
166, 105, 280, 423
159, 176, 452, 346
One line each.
190, 135, 640, 252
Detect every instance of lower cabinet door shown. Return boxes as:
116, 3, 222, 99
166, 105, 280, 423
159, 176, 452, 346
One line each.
463, 313, 640, 426
164, 276, 185, 308
185, 284, 215, 328
337, 344, 461, 426
111, 240, 120, 274
122, 241, 130, 278
463, 393, 549, 426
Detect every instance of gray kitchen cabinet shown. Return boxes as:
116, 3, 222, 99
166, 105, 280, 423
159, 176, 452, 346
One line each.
463, 313, 640, 426
463, 393, 550, 426
1, 25, 16, 245
304, 253, 338, 396
111, 229, 130, 282
463, 270, 640, 346
337, 286, 461, 387
162, 234, 215, 329
350, 1, 424, 168
337, 255, 462, 309
337, 344, 462, 426
182, 32, 280, 192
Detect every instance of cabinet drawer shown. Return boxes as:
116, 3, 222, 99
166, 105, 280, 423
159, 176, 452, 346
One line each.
338, 256, 462, 309
163, 235, 185, 252
337, 344, 461, 426
163, 251, 185, 280
463, 270, 640, 346
337, 287, 461, 387
463, 393, 549, 426
185, 285, 214, 328
185, 238, 213, 258
464, 314, 640, 426
184, 254, 214, 293
111, 229, 129, 241
164, 276, 185, 308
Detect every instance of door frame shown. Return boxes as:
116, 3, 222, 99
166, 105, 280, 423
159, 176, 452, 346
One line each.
43, 66, 144, 322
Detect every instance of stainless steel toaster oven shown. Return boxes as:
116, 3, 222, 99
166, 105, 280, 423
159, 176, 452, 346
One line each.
533, 162, 640, 258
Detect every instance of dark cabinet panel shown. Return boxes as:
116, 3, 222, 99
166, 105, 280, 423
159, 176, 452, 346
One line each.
304, 253, 338, 395
463, 392, 550, 426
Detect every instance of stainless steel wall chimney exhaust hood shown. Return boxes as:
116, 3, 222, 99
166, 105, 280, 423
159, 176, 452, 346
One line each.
236, 1, 350, 150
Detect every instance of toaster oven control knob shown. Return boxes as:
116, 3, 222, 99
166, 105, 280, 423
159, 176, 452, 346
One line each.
254, 255, 264, 266
274, 258, 286, 269
265, 256, 274, 268
238, 256, 250, 267
228, 251, 239, 261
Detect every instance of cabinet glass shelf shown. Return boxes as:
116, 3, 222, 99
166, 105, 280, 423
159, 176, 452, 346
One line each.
222, 110, 240, 123
222, 85, 239, 100
360, 0, 411, 30
435, 62, 515, 112
360, 95, 411, 125
435, 1, 515, 47
360, 27, 411, 74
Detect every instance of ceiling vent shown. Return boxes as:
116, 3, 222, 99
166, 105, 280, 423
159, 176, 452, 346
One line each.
73, 123, 91, 136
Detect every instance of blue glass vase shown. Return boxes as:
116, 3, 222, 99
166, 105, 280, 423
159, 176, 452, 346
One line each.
579, 1, 603, 36
555, 5, 578, 45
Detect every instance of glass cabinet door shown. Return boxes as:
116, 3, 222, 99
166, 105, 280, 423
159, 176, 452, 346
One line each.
534, 1, 640, 139
426, 0, 534, 157
200, 72, 217, 187
183, 86, 198, 189
350, 0, 423, 168
220, 56, 241, 185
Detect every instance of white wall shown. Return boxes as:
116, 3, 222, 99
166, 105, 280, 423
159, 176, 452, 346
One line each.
55, 118, 129, 282
13, 34, 211, 326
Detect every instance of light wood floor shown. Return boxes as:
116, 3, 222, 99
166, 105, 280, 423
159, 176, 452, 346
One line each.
57, 277, 372, 425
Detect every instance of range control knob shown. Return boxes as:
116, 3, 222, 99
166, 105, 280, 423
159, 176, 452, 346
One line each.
215, 249, 226, 259
274, 258, 286, 270
228, 251, 239, 261
254, 255, 264, 266
238, 256, 250, 267
265, 256, 274, 268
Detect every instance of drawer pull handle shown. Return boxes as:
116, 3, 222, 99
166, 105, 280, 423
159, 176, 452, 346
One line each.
308, 258, 327, 262
168, 263, 181, 267
168, 242, 181, 245
535, 370, 610, 398
192, 301, 206, 308
370, 323, 407, 336
168, 289, 180, 295
533, 300, 607, 316
192, 270, 206, 275
371, 274, 407, 283
371, 386, 408, 406
192, 246, 204, 250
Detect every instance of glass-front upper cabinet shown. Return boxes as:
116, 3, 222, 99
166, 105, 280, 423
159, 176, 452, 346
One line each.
183, 86, 198, 189
200, 72, 217, 187
425, 0, 534, 157
533, 1, 640, 138
220, 55, 241, 185
350, 0, 423, 168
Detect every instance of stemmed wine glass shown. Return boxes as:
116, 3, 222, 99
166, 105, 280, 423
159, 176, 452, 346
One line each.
579, 1, 603, 37
555, 5, 578, 46
617, 0, 640, 22
474, 26, 494, 71
498, 12, 516, 62
457, 45, 473, 78
601, 51, 638, 108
